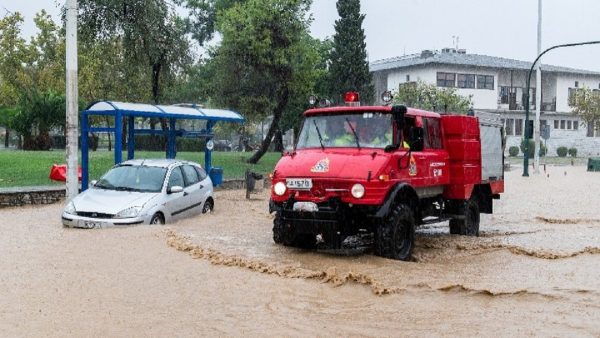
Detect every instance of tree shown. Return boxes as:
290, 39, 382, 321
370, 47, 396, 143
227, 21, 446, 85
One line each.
0, 11, 66, 149
279, 36, 332, 144
211, 0, 312, 163
12, 90, 66, 150
78, 0, 193, 106
570, 87, 600, 137
328, 0, 373, 104
393, 81, 473, 114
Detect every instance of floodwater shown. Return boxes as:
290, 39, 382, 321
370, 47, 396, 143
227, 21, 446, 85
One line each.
1, 165, 599, 337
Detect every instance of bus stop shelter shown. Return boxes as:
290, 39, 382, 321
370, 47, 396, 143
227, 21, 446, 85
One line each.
80, 101, 244, 191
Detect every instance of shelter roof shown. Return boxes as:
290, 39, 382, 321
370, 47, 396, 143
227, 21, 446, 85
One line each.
84, 101, 244, 123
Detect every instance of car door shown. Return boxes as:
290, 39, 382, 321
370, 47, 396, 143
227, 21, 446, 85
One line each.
194, 165, 213, 208
180, 164, 204, 217
164, 165, 189, 221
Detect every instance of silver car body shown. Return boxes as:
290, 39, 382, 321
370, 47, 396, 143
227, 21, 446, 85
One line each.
62, 159, 214, 228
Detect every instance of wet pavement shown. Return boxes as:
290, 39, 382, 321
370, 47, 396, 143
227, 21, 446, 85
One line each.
1, 165, 599, 336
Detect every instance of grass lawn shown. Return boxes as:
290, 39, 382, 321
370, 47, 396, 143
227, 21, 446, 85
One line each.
0, 150, 281, 188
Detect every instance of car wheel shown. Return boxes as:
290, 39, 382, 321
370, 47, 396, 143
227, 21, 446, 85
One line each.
150, 213, 165, 225
202, 198, 214, 214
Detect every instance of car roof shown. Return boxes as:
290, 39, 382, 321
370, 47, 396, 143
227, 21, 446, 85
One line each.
118, 158, 201, 169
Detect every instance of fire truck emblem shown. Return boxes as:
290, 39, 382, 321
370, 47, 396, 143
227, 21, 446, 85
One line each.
311, 158, 330, 173
408, 155, 417, 176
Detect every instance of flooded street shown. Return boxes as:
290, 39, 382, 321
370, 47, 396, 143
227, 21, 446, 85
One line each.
1, 165, 599, 337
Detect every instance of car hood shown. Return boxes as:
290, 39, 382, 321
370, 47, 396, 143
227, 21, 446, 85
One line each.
274, 149, 393, 180
72, 188, 159, 215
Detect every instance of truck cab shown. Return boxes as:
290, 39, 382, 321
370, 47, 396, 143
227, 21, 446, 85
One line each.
269, 92, 504, 261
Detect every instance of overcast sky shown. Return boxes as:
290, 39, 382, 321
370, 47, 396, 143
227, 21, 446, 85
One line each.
3, 0, 600, 71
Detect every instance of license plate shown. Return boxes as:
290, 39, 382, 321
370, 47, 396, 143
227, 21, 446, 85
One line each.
286, 178, 312, 190
293, 201, 318, 213
81, 220, 100, 229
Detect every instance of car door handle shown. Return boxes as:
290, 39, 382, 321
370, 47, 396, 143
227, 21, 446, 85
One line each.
183, 191, 189, 196
199, 185, 204, 189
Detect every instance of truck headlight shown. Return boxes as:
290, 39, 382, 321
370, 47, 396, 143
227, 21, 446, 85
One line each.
115, 206, 142, 219
351, 184, 365, 198
64, 201, 76, 215
274, 182, 287, 196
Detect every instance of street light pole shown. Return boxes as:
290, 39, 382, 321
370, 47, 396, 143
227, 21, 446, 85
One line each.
65, 0, 79, 200
523, 40, 600, 176
533, 0, 542, 174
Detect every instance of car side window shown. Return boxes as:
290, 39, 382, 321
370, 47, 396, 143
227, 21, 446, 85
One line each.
182, 165, 200, 187
195, 166, 207, 181
168, 166, 185, 188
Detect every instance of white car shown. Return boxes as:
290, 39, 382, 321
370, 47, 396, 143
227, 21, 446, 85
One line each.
62, 159, 214, 228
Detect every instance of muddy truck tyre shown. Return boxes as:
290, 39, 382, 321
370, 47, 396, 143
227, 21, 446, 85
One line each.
449, 197, 480, 236
272, 213, 316, 249
273, 213, 291, 245
375, 203, 415, 261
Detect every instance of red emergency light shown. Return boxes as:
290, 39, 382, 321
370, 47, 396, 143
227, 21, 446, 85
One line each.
344, 91, 360, 104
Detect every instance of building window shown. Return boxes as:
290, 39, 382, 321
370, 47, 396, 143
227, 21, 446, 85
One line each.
437, 72, 455, 87
477, 75, 494, 90
500, 86, 510, 104
560, 120, 566, 129
575, 81, 579, 88
515, 119, 523, 136
505, 118, 514, 135
574, 121, 579, 130
554, 120, 559, 129
457, 74, 475, 88
567, 120, 572, 129
406, 74, 410, 82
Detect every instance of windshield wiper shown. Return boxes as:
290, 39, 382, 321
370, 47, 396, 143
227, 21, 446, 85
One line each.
114, 186, 138, 192
345, 118, 361, 149
313, 120, 325, 150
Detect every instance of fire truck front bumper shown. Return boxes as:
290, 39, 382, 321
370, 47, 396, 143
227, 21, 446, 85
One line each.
270, 198, 377, 248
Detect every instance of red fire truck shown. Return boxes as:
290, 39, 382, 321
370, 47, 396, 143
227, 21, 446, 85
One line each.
269, 92, 504, 261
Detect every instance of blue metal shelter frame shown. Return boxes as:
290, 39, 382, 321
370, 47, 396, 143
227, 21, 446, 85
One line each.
80, 101, 244, 191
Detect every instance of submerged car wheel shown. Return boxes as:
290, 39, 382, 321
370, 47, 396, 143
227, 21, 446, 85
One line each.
202, 198, 214, 214
150, 213, 165, 225
449, 198, 480, 236
374, 203, 415, 261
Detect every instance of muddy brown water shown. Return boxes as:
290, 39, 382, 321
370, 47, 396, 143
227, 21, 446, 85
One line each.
1, 165, 599, 336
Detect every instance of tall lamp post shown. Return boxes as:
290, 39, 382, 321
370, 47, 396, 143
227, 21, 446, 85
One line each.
65, 0, 79, 200
523, 40, 600, 176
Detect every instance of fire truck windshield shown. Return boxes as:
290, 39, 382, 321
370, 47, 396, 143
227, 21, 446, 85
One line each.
296, 113, 393, 149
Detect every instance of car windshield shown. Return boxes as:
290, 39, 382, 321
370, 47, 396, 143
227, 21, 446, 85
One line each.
94, 165, 167, 193
296, 113, 393, 149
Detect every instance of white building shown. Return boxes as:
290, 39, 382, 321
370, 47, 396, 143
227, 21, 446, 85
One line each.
371, 48, 600, 156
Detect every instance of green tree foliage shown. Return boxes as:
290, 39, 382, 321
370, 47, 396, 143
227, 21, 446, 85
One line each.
13, 90, 66, 150
279, 36, 332, 142
78, 0, 193, 105
176, 0, 245, 46
570, 87, 600, 137
328, 0, 373, 103
210, 0, 312, 163
393, 81, 473, 114
0, 11, 66, 149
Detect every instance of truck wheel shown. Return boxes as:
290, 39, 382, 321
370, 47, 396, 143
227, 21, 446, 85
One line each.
449, 198, 480, 236
375, 203, 415, 261
273, 213, 291, 245
272, 213, 315, 249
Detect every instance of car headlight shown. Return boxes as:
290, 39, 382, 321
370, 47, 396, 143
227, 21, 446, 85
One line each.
274, 182, 287, 196
115, 206, 142, 219
64, 201, 76, 215
351, 184, 365, 199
